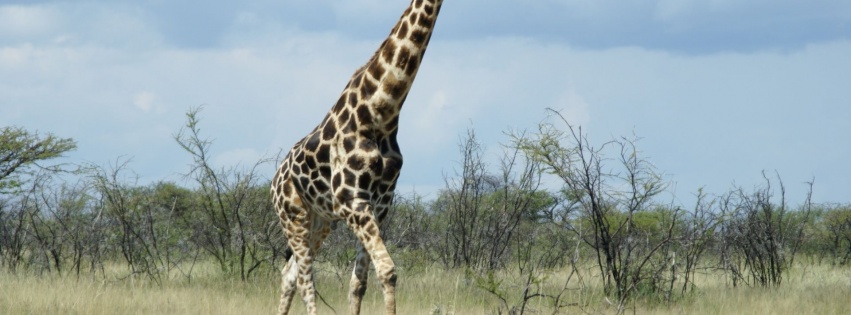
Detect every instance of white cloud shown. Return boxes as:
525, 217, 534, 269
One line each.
133, 91, 158, 113
0, 44, 35, 68
0, 5, 57, 37
1, 2, 164, 49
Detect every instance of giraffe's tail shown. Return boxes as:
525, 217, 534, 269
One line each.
283, 247, 293, 261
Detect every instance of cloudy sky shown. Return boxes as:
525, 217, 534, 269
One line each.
2, 0, 849, 206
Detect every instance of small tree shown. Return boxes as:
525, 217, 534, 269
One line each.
1, 126, 77, 193
90, 160, 167, 283
677, 188, 721, 294
174, 106, 280, 280
517, 110, 676, 313
820, 205, 851, 265
436, 129, 548, 271
1, 126, 77, 272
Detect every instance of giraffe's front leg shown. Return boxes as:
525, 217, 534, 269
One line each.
367, 237, 397, 315
348, 243, 370, 315
344, 200, 397, 315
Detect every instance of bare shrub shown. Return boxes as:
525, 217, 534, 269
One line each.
717, 172, 813, 287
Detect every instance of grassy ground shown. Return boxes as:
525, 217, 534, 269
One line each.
637, 263, 851, 315
1, 262, 849, 314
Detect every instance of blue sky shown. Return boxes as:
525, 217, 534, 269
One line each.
2, 0, 849, 206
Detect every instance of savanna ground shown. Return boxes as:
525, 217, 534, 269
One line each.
2, 260, 849, 315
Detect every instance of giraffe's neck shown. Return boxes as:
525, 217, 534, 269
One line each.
338, 0, 444, 135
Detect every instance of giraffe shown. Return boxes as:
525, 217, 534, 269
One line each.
270, 1, 444, 314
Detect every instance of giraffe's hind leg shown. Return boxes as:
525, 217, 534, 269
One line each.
277, 193, 319, 315
277, 220, 309, 315
348, 243, 370, 315
278, 257, 298, 315
279, 213, 333, 315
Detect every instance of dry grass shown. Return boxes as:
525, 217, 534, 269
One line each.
1, 262, 849, 314
0, 263, 278, 315
637, 263, 851, 315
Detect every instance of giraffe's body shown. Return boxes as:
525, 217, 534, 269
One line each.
271, 1, 444, 314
